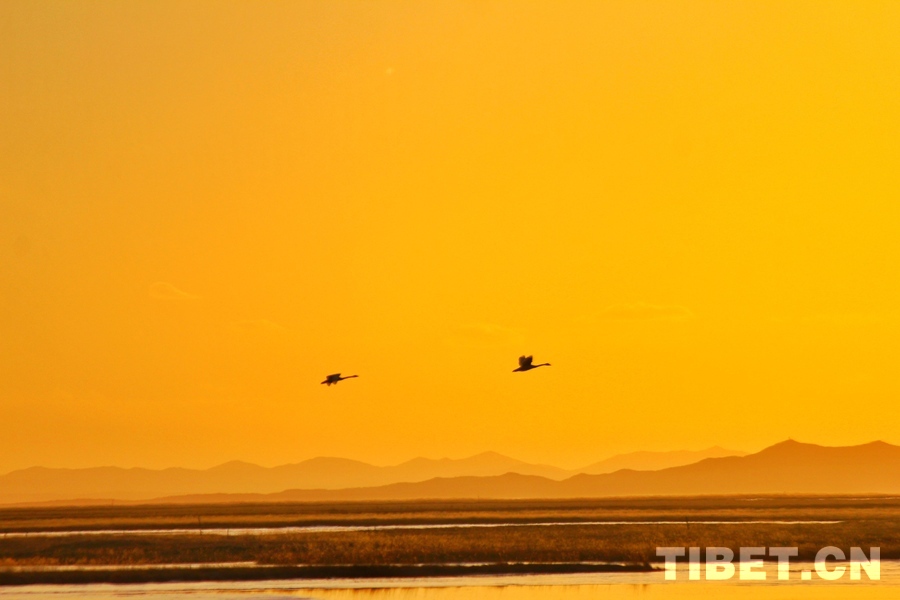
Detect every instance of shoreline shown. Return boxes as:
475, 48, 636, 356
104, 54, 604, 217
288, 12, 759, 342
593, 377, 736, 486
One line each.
0, 562, 655, 586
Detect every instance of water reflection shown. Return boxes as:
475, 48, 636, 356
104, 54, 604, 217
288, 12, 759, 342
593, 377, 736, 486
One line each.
2, 520, 842, 538
2, 562, 898, 600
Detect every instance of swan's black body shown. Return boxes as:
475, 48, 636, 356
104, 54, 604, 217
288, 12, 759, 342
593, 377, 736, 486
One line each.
321, 373, 359, 386
512, 355, 551, 372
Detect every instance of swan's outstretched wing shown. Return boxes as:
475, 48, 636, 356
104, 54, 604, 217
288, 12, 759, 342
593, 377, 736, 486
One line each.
518, 355, 533, 368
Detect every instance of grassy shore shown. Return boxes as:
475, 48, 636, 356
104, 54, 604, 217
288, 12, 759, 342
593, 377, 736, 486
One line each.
2, 521, 897, 567
2, 495, 899, 533
0, 562, 654, 586
1, 496, 897, 585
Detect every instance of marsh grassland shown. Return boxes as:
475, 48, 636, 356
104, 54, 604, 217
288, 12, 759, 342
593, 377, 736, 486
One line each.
1, 496, 897, 584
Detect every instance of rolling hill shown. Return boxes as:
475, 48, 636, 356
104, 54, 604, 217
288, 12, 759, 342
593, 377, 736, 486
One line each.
138, 440, 900, 504
578, 446, 746, 474
9, 441, 888, 506
0, 451, 569, 505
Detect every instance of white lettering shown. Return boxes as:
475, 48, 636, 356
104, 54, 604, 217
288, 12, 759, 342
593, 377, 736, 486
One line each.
706, 547, 735, 580
850, 547, 880, 581
815, 546, 846, 580
768, 547, 798, 580
740, 546, 766, 580
656, 547, 685, 581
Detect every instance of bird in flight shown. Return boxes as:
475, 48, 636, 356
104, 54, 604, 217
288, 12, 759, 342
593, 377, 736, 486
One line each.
321, 373, 359, 386
512, 355, 551, 372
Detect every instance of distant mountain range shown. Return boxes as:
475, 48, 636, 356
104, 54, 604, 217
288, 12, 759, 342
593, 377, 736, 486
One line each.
21, 442, 900, 506
580, 446, 745, 474
149, 440, 900, 505
0, 447, 741, 505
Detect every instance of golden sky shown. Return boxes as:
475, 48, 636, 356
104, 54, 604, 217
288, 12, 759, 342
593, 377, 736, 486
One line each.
2, 1, 899, 472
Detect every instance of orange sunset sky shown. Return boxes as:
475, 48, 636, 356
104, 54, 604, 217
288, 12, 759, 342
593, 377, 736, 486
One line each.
2, 1, 899, 473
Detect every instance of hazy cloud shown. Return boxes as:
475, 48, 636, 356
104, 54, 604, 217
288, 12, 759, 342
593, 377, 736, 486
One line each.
148, 282, 199, 302
596, 303, 694, 321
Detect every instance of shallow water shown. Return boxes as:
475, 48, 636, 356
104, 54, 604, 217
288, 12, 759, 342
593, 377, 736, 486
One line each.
2, 561, 897, 600
1, 520, 842, 538
0, 562, 258, 572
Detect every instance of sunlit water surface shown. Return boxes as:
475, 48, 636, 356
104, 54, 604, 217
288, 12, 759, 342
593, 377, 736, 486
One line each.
2, 520, 841, 538
3, 561, 899, 600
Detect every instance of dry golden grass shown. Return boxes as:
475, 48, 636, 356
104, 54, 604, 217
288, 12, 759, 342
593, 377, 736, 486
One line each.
0, 497, 900, 567
3, 495, 899, 533
1, 496, 899, 568
1, 522, 897, 567
0, 563, 653, 586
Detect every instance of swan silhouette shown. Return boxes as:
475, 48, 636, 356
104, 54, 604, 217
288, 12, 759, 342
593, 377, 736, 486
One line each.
321, 373, 359, 386
512, 355, 551, 372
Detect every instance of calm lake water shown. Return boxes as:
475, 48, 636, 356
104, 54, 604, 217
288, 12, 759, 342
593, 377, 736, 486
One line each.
2, 520, 841, 538
3, 561, 898, 600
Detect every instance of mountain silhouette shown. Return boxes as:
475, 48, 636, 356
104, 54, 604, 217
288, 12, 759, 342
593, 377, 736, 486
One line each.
556, 440, 900, 497
578, 446, 745, 474
0, 451, 568, 505
5, 440, 896, 506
